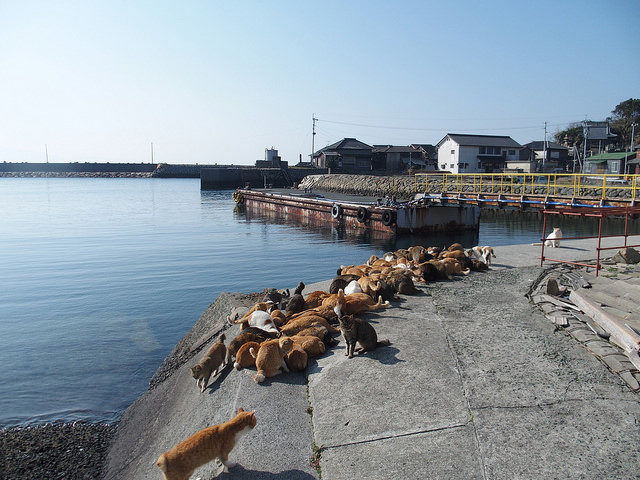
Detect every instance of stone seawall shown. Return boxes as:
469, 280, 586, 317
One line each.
298, 174, 416, 199
299, 173, 637, 201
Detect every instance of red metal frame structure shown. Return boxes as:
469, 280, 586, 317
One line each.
540, 206, 640, 276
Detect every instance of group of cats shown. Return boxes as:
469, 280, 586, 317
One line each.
157, 241, 496, 480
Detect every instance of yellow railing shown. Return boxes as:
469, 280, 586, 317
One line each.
414, 173, 640, 201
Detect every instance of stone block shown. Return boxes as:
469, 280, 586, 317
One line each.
569, 328, 599, 343
585, 341, 620, 358
600, 353, 636, 373
618, 371, 640, 391
612, 247, 640, 265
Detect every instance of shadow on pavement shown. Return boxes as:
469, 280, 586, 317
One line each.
218, 465, 316, 479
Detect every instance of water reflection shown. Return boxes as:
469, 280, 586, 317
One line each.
236, 204, 480, 251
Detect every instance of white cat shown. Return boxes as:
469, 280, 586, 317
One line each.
344, 279, 363, 295
544, 227, 562, 248
532, 227, 562, 248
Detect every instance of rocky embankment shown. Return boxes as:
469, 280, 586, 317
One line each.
0, 422, 116, 479
298, 174, 416, 199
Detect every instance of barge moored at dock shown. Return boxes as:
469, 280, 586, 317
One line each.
234, 189, 479, 234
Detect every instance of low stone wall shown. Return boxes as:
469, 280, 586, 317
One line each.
298, 174, 416, 199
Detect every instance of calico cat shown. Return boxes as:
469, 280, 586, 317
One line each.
250, 337, 293, 383
338, 314, 390, 359
156, 407, 257, 480
190, 334, 226, 393
233, 341, 260, 370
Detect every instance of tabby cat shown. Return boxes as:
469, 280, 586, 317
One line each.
338, 314, 390, 359
190, 334, 226, 393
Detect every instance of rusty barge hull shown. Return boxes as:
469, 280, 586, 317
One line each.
238, 190, 479, 234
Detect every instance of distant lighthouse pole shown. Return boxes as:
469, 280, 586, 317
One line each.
45, 144, 49, 163
151, 142, 154, 164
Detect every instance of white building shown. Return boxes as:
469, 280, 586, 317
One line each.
436, 134, 522, 174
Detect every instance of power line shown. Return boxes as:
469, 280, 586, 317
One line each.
317, 117, 583, 133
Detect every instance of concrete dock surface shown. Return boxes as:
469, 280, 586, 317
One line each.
104, 238, 640, 480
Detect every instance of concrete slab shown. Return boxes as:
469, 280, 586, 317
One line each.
474, 399, 640, 480
105, 314, 317, 479
308, 290, 470, 448
320, 425, 483, 480
428, 267, 636, 409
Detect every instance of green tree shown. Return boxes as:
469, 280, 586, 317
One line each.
554, 123, 584, 148
608, 98, 640, 149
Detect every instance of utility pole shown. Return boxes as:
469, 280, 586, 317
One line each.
542, 121, 547, 170
151, 142, 154, 164
582, 121, 589, 165
45, 144, 49, 163
631, 122, 637, 152
311, 114, 317, 165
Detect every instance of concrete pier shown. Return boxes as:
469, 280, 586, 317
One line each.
104, 238, 640, 479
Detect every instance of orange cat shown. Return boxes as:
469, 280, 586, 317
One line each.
233, 341, 260, 370
325, 289, 390, 317
290, 334, 326, 358
304, 290, 331, 309
279, 314, 339, 336
285, 345, 308, 371
156, 407, 257, 480
190, 334, 227, 393
250, 337, 293, 383
270, 309, 288, 328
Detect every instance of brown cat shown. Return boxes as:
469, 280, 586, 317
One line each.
190, 334, 227, 393
233, 341, 260, 370
156, 407, 257, 480
338, 314, 390, 359
250, 337, 293, 383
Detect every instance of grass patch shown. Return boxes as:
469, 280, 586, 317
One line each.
309, 442, 323, 478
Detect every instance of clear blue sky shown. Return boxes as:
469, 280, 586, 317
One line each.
1, 0, 638, 165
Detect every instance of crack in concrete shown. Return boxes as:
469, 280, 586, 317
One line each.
321, 422, 471, 451
473, 396, 639, 412
439, 310, 490, 480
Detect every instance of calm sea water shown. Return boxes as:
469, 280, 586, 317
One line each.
0, 177, 636, 426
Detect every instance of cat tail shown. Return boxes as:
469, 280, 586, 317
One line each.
249, 347, 258, 359
371, 296, 391, 309
156, 454, 168, 473
377, 339, 391, 347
